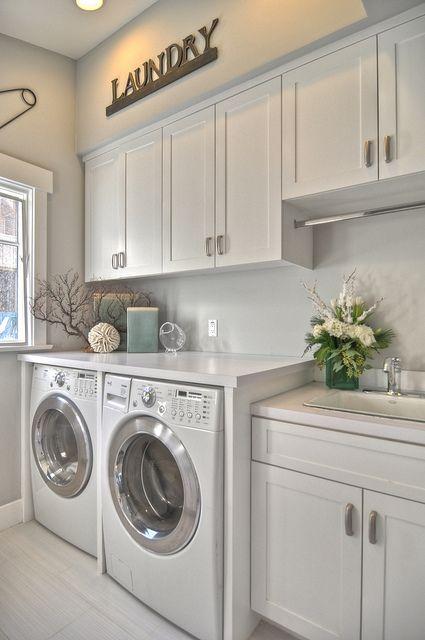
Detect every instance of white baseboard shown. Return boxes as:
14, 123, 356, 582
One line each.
0, 499, 23, 532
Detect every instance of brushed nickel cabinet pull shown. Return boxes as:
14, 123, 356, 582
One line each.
216, 234, 225, 255
118, 251, 126, 268
384, 135, 392, 163
364, 139, 373, 167
369, 510, 377, 544
111, 253, 118, 269
345, 503, 354, 536
205, 237, 213, 257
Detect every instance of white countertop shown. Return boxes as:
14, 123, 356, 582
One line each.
18, 350, 312, 388
252, 382, 425, 446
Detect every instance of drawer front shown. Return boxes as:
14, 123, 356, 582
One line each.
252, 417, 425, 503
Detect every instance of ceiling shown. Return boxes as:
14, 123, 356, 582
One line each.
0, 0, 423, 61
0, 0, 158, 59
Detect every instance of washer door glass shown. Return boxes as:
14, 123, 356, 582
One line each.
110, 416, 200, 555
32, 395, 92, 498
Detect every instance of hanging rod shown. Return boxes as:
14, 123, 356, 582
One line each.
294, 200, 425, 228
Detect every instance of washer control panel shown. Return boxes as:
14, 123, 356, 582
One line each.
33, 365, 98, 401
129, 379, 223, 431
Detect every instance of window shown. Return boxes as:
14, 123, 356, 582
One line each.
0, 182, 33, 346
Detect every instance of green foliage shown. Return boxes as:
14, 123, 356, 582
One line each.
302, 273, 394, 380
305, 326, 395, 379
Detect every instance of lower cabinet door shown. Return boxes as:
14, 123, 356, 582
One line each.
362, 491, 425, 640
251, 463, 362, 640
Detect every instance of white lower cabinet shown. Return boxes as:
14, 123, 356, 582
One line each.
251, 463, 362, 640
362, 491, 425, 640
252, 442, 425, 640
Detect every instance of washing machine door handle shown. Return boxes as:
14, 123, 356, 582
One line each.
32, 394, 93, 498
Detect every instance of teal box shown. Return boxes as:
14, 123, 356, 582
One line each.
127, 307, 159, 353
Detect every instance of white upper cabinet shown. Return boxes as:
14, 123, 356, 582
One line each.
252, 463, 362, 640
378, 15, 425, 179
362, 491, 425, 640
85, 149, 125, 281
216, 78, 282, 267
122, 130, 162, 277
283, 38, 378, 198
163, 107, 215, 273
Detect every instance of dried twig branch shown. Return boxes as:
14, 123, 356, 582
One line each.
30, 270, 152, 347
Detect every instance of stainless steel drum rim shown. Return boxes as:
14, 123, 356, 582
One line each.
32, 394, 93, 498
109, 415, 201, 555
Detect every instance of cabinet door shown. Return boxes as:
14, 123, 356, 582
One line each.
362, 491, 425, 640
123, 130, 162, 277
252, 463, 362, 640
283, 38, 378, 197
379, 15, 425, 179
216, 78, 282, 267
163, 107, 215, 273
85, 149, 124, 281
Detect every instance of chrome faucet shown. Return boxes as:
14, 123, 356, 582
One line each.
383, 357, 402, 395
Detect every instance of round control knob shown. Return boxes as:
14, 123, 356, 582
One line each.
179, 410, 185, 418
141, 386, 156, 408
195, 413, 201, 421
187, 412, 193, 419
55, 372, 66, 387
171, 409, 177, 417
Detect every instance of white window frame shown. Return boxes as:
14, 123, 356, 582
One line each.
0, 181, 33, 346
0, 152, 53, 353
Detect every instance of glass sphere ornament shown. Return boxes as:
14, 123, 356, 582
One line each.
159, 322, 186, 353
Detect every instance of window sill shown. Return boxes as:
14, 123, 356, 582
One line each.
0, 344, 53, 354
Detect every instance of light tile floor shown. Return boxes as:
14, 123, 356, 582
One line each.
0, 522, 293, 640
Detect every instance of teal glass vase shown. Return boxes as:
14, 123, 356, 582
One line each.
325, 359, 359, 390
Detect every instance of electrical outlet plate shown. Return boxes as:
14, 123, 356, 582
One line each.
208, 319, 218, 337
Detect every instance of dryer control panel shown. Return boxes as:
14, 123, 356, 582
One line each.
33, 365, 98, 401
129, 379, 223, 431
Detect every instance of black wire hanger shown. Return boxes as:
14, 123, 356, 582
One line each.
0, 88, 37, 130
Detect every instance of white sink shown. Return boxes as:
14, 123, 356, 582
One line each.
305, 390, 425, 423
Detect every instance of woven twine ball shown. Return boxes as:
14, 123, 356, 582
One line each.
88, 322, 120, 353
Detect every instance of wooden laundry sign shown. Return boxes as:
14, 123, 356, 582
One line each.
106, 18, 219, 117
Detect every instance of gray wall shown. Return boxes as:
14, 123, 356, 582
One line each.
76, 0, 366, 154
0, 34, 84, 507
133, 210, 425, 370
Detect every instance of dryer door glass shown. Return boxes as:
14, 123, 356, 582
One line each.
110, 416, 200, 555
32, 395, 93, 498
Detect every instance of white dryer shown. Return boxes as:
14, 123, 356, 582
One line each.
30, 364, 98, 556
102, 375, 223, 640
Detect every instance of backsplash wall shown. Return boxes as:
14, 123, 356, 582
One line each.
132, 209, 425, 371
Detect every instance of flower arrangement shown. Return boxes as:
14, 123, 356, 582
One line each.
303, 270, 394, 386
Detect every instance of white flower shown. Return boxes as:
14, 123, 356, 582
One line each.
320, 318, 376, 347
322, 319, 346, 338
351, 325, 376, 347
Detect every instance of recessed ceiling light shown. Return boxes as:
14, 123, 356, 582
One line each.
76, 0, 104, 11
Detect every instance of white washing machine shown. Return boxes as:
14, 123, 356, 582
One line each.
102, 375, 223, 640
30, 364, 98, 556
